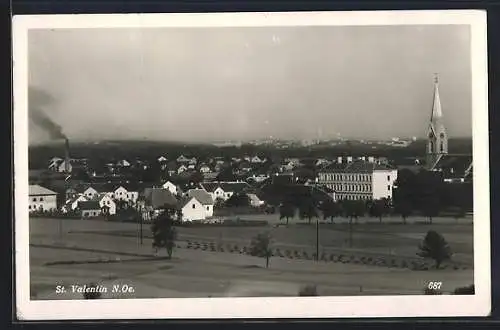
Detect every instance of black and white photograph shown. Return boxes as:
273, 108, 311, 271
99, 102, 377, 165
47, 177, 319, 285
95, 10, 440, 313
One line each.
13, 10, 490, 319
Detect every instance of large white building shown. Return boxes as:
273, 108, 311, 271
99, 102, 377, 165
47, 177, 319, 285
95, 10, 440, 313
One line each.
29, 184, 58, 213
317, 161, 398, 201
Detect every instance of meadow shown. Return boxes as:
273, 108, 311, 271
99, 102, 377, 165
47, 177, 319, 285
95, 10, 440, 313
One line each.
28, 214, 474, 299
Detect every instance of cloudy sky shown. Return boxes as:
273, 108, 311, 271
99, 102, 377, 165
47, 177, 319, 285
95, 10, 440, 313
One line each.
28, 25, 471, 144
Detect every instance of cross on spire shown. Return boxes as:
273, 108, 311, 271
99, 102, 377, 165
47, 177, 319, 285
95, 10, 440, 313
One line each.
434, 73, 439, 84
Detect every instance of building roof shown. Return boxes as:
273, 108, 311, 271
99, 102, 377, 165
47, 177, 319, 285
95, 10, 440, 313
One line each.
431, 154, 472, 178
78, 201, 101, 210
319, 160, 395, 173
143, 188, 178, 209
187, 189, 214, 205
64, 195, 87, 207
201, 182, 250, 193
29, 184, 58, 196
178, 196, 203, 209
91, 193, 112, 202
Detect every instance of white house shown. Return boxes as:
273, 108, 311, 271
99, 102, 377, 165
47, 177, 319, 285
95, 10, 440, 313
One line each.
247, 193, 265, 207
198, 165, 212, 174
186, 189, 214, 218
117, 159, 131, 167
82, 186, 100, 200
92, 193, 117, 215
251, 156, 263, 163
113, 185, 139, 203
200, 182, 250, 202
251, 174, 269, 183
79, 201, 102, 218
177, 165, 188, 174
29, 185, 58, 213
158, 156, 168, 163
62, 195, 88, 213
161, 181, 178, 195
177, 155, 191, 163
48, 157, 63, 170
179, 197, 206, 222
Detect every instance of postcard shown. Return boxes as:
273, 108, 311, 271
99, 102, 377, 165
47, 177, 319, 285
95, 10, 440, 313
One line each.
13, 10, 490, 320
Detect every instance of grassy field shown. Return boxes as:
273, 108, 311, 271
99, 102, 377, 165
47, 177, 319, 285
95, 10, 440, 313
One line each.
28, 215, 474, 300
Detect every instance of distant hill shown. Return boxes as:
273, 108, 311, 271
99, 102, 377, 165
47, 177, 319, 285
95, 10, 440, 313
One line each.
28, 138, 472, 170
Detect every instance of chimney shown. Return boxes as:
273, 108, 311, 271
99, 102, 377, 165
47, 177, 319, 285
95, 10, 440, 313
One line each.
64, 137, 70, 173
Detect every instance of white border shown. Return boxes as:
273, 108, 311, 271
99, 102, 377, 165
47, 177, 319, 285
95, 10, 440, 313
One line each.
13, 10, 490, 320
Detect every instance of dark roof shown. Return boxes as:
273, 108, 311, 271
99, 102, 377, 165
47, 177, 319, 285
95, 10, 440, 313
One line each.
392, 157, 424, 166
432, 154, 473, 178
201, 182, 250, 193
319, 160, 395, 173
187, 189, 214, 205
143, 188, 178, 209
78, 201, 101, 210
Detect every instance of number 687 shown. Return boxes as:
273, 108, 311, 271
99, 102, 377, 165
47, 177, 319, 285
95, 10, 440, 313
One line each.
428, 282, 442, 290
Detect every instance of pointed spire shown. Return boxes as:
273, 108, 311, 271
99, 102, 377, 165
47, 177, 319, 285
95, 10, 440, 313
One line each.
431, 73, 443, 120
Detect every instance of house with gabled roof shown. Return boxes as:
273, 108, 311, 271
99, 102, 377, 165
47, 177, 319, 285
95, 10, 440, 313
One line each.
178, 196, 206, 222
78, 201, 102, 218
91, 193, 117, 215
141, 188, 178, 211
186, 189, 214, 218
161, 180, 178, 195
62, 194, 88, 214
200, 181, 251, 202
177, 155, 191, 163
29, 184, 58, 213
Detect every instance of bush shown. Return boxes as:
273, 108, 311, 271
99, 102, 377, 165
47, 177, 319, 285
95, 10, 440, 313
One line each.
298, 285, 318, 296
424, 287, 442, 295
453, 284, 474, 295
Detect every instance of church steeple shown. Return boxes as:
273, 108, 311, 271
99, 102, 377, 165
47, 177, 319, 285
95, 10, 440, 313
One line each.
426, 74, 448, 169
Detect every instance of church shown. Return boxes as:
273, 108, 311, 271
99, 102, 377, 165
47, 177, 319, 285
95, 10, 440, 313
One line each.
426, 75, 473, 183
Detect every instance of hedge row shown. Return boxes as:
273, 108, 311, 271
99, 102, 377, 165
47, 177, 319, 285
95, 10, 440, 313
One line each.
181, 240, 468, 271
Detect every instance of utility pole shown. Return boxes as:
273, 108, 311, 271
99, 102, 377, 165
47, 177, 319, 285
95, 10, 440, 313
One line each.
316, 217, 319, 261
139, 206, 144, 245
349, 216, 353, 248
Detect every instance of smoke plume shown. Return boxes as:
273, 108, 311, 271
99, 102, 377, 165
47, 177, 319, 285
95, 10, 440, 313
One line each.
30, 108, 66, 140
28, 86, 66, 140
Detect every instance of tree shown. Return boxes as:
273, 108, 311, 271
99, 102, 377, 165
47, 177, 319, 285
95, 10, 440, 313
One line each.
394, 199, 413, 224
298, 199, 319, 225
151, 208, 178, 259
225, 193, 250, 208
279, 202, 296, 225
453, 284, 474, 295
214, 197, 225, 209
416, 170, 444, 223
298, 285, 318, 296
369, 199, 389, 223
449, 205, 467, 223
319, 200, 342, 223
343, 200, 366, 222
421, 193, 441, 224
249, 232, 273, 268
417, 230, 452, 269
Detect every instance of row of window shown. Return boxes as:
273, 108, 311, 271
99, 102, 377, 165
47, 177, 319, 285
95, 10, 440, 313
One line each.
321, 173, 372, 182
327, 184, 372, 192
338, 194, 391, 201
191, 204, 211, 211
32, 197, 45, 202
337, 194, 372, 201
321, 174, 393, 182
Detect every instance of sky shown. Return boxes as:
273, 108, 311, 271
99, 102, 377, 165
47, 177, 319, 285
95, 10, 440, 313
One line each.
27, 25, 472, 144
